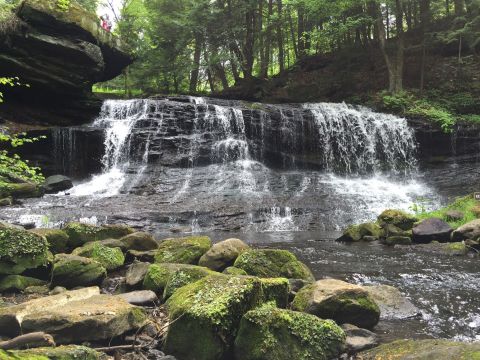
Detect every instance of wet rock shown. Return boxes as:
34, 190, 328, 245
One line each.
63, 222, 134, 248
234, 304, 346, 360
43, 175, 73, 193
223, 266, 248, 275
445, 210, 465, 221
0, 275, 46, 292
120, 232, 159, 251
414, 241, 470, 256
117, 290, 158, 306
451, 219, 480, 242
51, 254, 106, 288
364, 285, 419, 320
164, 275, 264, 360
0, 227, 49, 275
154, 236, 212, 264
378, 210, 417, 230
292, 279, 380, 329
288, 278, 311, 299
72, 242, 125, 271
29, 228, 70, 254
126, 261, 150, 288
341, 323, 378, 353
24, 285, 50, 295
360, 339, 480, 359
1, 345, 104, 359
337, 222, 383, 242
384, 236, 412, 246
0, 287, 146, 343
199, 238, 250, 271
163, 266, 217, 300
0, 182, 44, 199
234, 249, 315, 282
412, 218, 453, 243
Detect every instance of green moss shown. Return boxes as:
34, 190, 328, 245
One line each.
0, 275, 46, 292
163, 266, 217, 300
154, 236, 212, 264
0, 228, 49, 275
340, 222, 383, 242
223, 266, 248, 275
378, 209, 418, 230
73, 242, 125, 271
2, 345, 103, 360
234, 304, 346, 360
0, 182, 43, 199
63, 222, 134, 248
416, 194, 478, 229
164, 275, 264, 360
51, 254, 106, 288
29, 228, 69, 253
233, 249, 315, 282
143, 263, 200, 294
259, 278, 290, 308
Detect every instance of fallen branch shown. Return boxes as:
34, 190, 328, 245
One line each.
0, 332, 55, 350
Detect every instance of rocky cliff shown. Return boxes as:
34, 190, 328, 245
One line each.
0, 0, 132, 125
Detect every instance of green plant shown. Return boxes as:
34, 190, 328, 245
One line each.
56, 0, 70, 11
380, 91, 413, 113
406, 100, 456, 133
416, 195, 478, 229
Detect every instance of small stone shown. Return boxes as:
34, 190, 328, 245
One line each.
364, 285, 419, 320
445, 210, 464, 221
199, 238, 249, 271
117, 290, 158, 306
126, 261, 150, 288
49, 286, 67, 295
341, 323, 378, 353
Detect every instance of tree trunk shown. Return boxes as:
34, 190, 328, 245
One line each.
189, 35, 202, 93
288, 5, 298, 58
261, 0, 273, 78
297, 4, 305, 57
277, 0, 284, 73
244, 1, 256, 78
454, 0, 465, 15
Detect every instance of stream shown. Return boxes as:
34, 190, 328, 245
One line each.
2, 96, 479, 342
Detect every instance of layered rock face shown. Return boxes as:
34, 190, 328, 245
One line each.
0, 0, 132, 125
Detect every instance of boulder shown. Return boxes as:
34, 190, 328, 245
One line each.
360, 339, 480, 359
164, 275, 264, 360
383, 223, 412, 237
378, 209, 417, 230
120, 232, 158, 251
0, 227, 49, 275
163, 266, 217, 300
126, 261, 150, 288
223, 266, 248, 275
72, 242, 125, 271
24, 285, 50, 295
451, 219, 480, 242
341, 324, 378, 353
364, 285, 419, 320
0, 182, 43, 199
1, 345, 103, 360
199, 238, 250, 271
0, 275, 46, 292
445, 210, 465, 221
117, 290, 158, 306
233, 249, 315, 282
42, 175, 73, 193
154, 236, 212, 264
292, 279, 380, 329
0, 287, 146, 343
29, 228, 70, 254
128, 249, 157, 262
384, 236, 412, 246
234, 304, 346, 360
337, 222, 383, 242
63, 222, 134, 248
51, 254, 106, 288
412, 218, 453, 243
259, 277, 290, 308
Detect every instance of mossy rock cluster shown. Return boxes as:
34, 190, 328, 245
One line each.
233, 249, 315, 282
234, 304, 346, 360
0, 275, 47, 292
0, 345, 103, 360
0, 181, 44, 200
154, 236, 212, 264
63, 222, 134, 248
0, 227, 49, 275
72, 242, 125, 270
51, 254, 107, 288
377, 210, 418, 230
338, 222, 384, 242
29, 228, 70, 254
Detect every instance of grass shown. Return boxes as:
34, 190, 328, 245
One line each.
92, 86, 143, 97
415, 194, 479, 229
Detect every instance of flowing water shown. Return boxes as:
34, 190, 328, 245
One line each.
2, 97, 479, 342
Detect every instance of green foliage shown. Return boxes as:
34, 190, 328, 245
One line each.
56, 0, 70, 11
406, 100, 456, 132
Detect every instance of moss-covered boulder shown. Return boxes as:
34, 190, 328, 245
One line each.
259, 277, 290, 308
163, 265, 217, 300
383, 223, 413, 237
0, 345, 103, 360
120, 232, 158, 251
337, 222, 383, 242
384, 236, 412, 246
199, 238, 250, 271
0, 181, 44, 199
63, 222, 134, 248
292, 279, 380, 329
51, 254, 107, 288
72, 242, 125, 271
0, 275, 46, 292
360, 339, 480, 359
234, 249, 315, 282
29, 228, 70, 254
234, 305, 346, 360
223, 266, 248, 275
378, 209, 418, 230
0, 227, 49, 275
154, 236, 212, 264
164, 275, 264, 360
